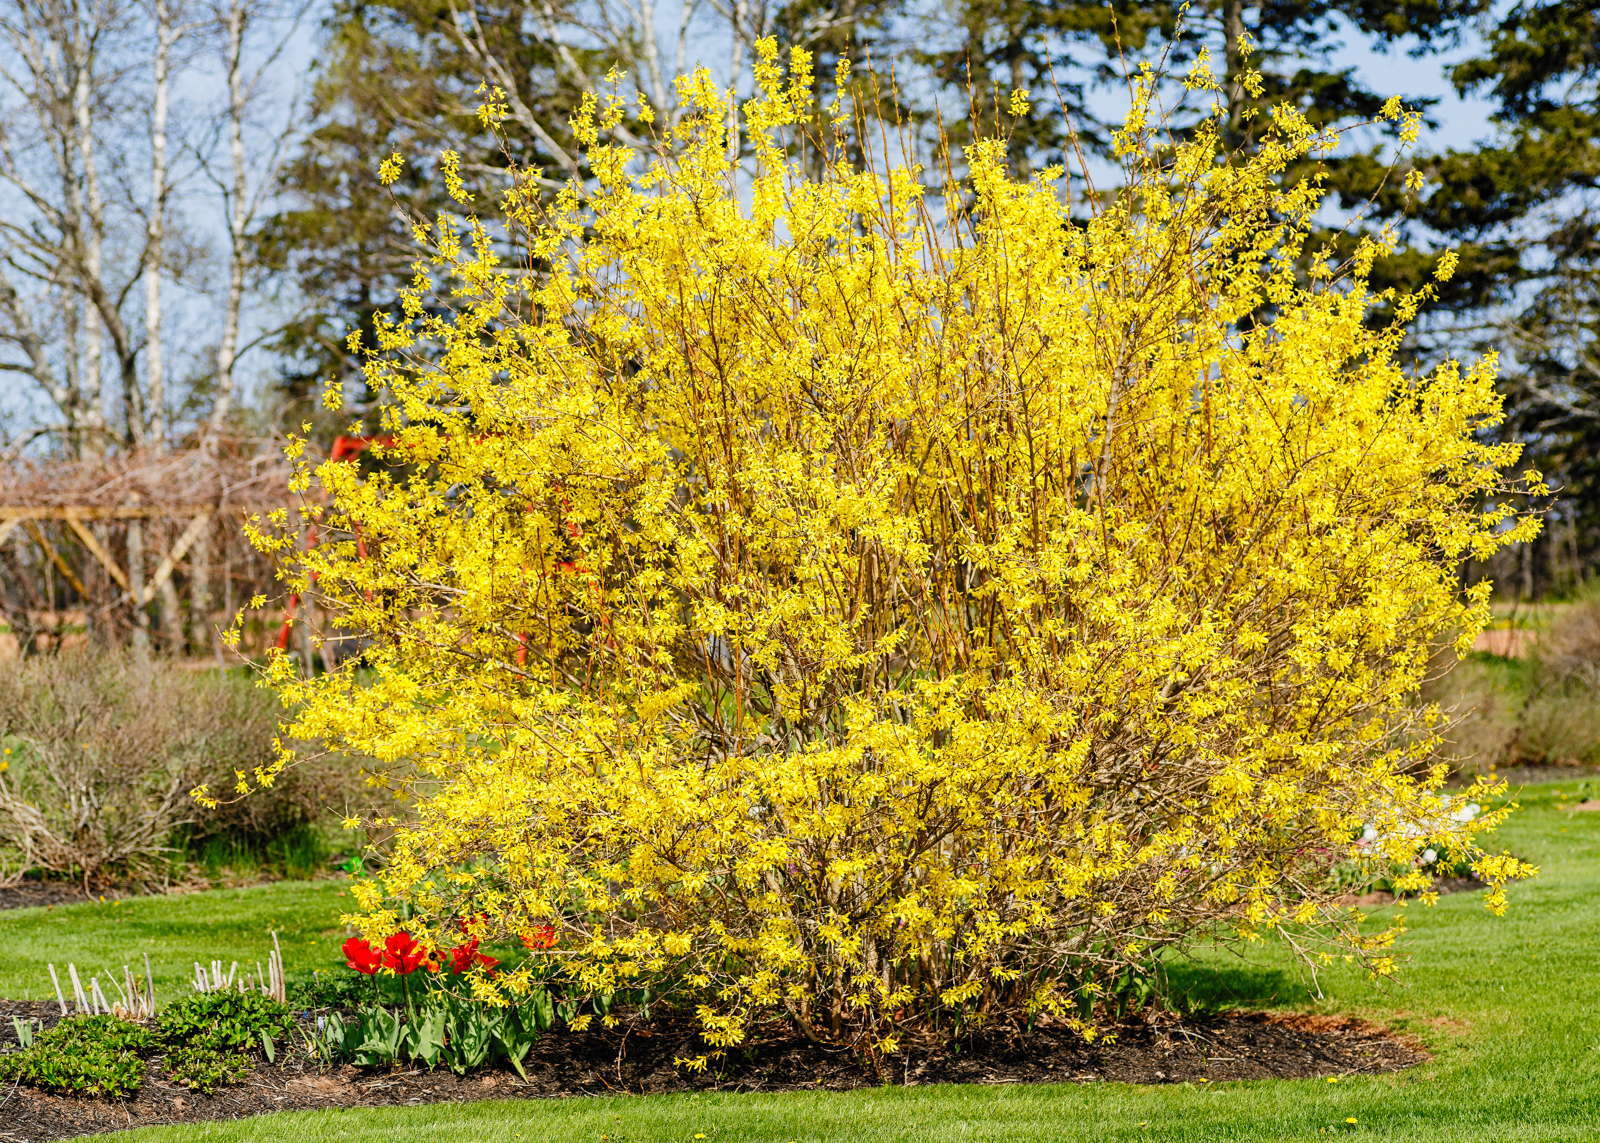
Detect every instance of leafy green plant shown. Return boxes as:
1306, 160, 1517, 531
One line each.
155, 990, 296, 1053
40, 1013, 155, 1054
10, 1015, 39, 1048
0, 996, 298, 1100
150, 990, 298, 1091
166, 1045, 252, 1093
0, 1014, 152, 1097
314, 989, 554, 1076
288, 969, 390, 1009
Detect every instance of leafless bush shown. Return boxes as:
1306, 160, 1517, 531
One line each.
1421, 650, 1520, 776
1512, 593, 1600, 767
0, 655, 361, 885
1532, 593, 1600, 687
1513, 687, 1600, 767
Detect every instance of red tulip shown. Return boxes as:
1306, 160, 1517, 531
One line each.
381, 930, 430, 975
343, 937, 383, 975
447, 937, 500, 974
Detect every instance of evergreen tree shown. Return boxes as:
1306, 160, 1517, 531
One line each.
256, 0, 590, 420
919, 0, 1486, 174
261, 0, 903, 422
1416, 0, 1600, 592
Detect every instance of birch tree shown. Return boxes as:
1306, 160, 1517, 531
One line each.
0, 0, 304, 455
264, 0, 902, 414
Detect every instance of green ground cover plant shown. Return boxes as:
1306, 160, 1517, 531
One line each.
0, 991, 297, 1098
0, 1014, 152, 1098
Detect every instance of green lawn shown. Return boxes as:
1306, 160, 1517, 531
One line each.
0, 879, 349, 1002
10, 777, 1598, 1141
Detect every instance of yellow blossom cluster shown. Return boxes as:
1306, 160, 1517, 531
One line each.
253, 43, 1540, 1050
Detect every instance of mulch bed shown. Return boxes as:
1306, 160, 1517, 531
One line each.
0, 883, 99, 911
0, 1001, 1426, 1142
1338, 874, 1485, 907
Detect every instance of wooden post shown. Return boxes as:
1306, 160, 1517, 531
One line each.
141, 510, 212, 604
127, 519, 151, 651
61, 511, 131, 591
22, 521, 91, 599
189, 512, 214, 655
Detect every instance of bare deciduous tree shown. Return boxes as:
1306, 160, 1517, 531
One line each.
0, 0, 305, 457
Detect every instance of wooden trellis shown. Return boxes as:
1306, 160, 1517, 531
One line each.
0, 506, 213, 609
0, 448, 291, 655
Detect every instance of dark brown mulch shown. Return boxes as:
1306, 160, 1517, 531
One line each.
0, 882, 97, 911
0, 1001, 1426, 1143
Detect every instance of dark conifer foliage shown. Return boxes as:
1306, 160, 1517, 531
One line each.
1412, 1, 1600, 592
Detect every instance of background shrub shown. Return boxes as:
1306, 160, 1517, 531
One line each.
0, 654, 365, 885
258, 50, 1539, 1052
1418, 589, 1600, 776
1512, 591, 1600, 767
1419, 648, 1522, 775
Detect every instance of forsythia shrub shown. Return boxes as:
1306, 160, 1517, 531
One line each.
245, 45, 1541, 1052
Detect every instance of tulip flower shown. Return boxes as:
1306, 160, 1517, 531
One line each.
343, 936, 383, 974
381, 931, 430, 974
447, 937, 500, 974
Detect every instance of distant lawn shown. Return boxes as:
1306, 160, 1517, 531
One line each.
7, 779, 1595, 1141
1488, 598, 1574, 631
1462, 648, 1537, 700
0, 879, 349, 1002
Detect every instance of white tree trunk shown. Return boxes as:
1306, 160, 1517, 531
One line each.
144, 0, 174, 448
205, 0, 247, 444
70, 7, 110, 450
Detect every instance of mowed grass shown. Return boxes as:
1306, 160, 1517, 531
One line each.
11, 778, 1597, 1141
0, 879, 349, 1001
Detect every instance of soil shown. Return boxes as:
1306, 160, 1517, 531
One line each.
0, 1001, 1425, 1143
0, 882, 97, 911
